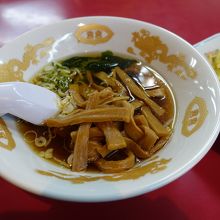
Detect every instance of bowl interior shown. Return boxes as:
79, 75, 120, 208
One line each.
0, 16, 220, 202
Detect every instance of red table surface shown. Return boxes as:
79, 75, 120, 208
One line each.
0, 0, 220, 219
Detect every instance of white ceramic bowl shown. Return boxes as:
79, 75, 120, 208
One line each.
0, 16, 220, 202
195, 33, 220, 56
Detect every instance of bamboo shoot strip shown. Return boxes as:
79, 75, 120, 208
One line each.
97, 122, 127, 150
71, 127, 103, 143
149, 135, 171, 155
96, 145, 112, 158
124, 137, 150, 159
95, 71, 127, 94
134, 114, 149, 127
69, 84, 86, 107
131, 100, 144, 110
124, 101, 143, 141
45, 107, 131, 127
95, 71, 117, 87
72, 91, 100, 171
115, 67, 165, 116
141, 106, 169, 137
124, 117, 144, 141
87, 141, 101, 162
72, 123, 90, 171
138, 126, 159, 151
95, 150, 135, 173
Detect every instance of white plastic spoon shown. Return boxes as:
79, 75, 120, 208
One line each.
0, 82, 60, 125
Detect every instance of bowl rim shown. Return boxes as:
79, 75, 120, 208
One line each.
1, 16, 220, 202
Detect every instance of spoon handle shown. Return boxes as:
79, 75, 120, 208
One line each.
0, 83, 16, 116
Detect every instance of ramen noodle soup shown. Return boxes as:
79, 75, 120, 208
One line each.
17, 51, 176, 173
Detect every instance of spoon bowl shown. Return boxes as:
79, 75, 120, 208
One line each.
0, 82, 60, 124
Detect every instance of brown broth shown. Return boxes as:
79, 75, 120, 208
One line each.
16, 120, 71, 167
16, 54, 176, 171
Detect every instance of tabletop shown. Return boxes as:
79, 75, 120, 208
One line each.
0, 0, 220, 219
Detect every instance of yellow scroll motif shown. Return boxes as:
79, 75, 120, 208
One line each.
0, 119, 15, 150
75, 24, 113, 45
182, 97, 208, 137
0, 38, 54, 82
36, 156, 171, 183
127, 29, 197, 80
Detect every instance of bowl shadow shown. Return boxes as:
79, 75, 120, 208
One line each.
211, 135, 220, 154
